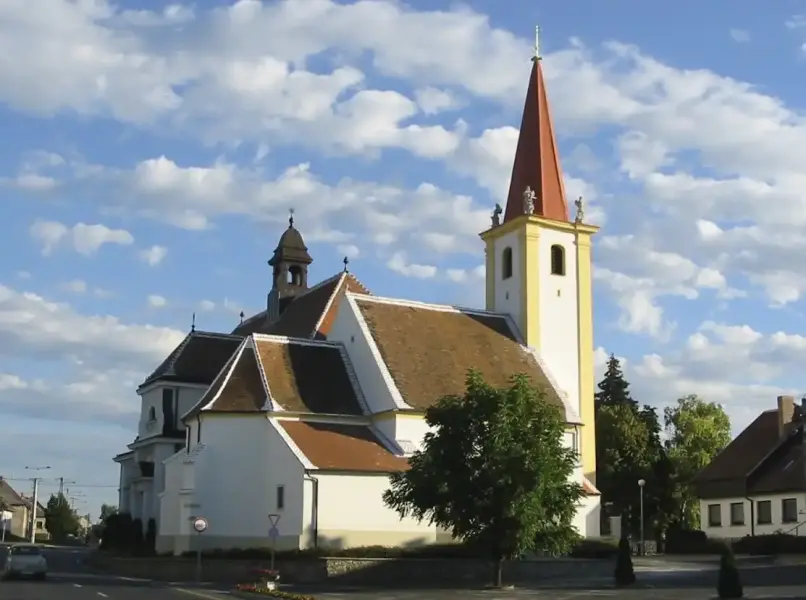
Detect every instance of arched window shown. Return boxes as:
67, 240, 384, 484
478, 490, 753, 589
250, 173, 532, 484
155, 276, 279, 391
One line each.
502, 247, 513, 279
550, 244, 565, 276
148, 406, 156, 422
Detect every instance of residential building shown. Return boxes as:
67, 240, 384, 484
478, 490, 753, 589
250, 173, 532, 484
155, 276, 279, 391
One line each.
694, 396, 806, 538
115, 49, 603, 554
0, 479, 47, 539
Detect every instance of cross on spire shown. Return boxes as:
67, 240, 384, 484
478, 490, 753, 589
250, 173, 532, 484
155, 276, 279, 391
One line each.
343, 256, 349, 272
533, 25, 541, 61
191, 312, 196, 332
288, 208, 295, 228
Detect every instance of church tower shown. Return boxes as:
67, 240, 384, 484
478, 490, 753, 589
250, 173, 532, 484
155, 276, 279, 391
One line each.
479, 30, 599, 484
266, 211, 313, 323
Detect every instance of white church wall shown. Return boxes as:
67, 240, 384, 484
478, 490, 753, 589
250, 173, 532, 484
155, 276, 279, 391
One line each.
537, 227, 581, 416
311, 472, 437, 549
327, 294, 400, 414
491, 229, 523, 322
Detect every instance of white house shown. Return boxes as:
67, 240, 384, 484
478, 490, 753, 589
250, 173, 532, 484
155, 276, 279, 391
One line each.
695, 395, 806, 538
117, 51, 604, 554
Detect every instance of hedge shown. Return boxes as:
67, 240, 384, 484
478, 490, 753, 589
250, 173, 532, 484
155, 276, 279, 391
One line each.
732, 534, 806, 555
170, 539, 617, 561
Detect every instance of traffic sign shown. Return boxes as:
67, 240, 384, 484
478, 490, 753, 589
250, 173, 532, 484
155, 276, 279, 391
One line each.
268, 525, 279, 539
268, 513, 280, 527
193, 517, 208, 533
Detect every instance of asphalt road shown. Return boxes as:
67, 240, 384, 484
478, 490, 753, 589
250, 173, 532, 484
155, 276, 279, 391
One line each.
0, 546, 211, 600
3, 546, 806, 599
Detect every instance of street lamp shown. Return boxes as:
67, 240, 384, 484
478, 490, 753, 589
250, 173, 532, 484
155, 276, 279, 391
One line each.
638, 479, 646, 557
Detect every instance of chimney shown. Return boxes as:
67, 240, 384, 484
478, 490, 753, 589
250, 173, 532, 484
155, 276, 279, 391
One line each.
777, 395, 795, 439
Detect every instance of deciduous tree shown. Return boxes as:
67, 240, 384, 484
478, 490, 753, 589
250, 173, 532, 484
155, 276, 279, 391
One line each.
45, 493, 79, 541
665, 395, 732, 528
383, 370, 583, 587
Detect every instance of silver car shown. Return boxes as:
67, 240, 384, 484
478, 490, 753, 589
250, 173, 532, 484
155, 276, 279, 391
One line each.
2, 543, 47, 580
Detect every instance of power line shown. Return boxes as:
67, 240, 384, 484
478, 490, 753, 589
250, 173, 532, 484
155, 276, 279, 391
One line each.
0, 478, 116, 488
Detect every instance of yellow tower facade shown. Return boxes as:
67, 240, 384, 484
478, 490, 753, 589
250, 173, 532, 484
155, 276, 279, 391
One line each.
478, 50, 599, 485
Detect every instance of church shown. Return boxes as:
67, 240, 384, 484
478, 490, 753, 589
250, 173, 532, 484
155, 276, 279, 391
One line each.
113, 47, 602, 555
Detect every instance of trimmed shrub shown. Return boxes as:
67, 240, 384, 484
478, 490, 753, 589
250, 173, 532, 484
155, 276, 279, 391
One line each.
570, 538, 619, 559
717, 544, 743, 598
183, 543, 486, 561
732, 533, 806, 555
613, 538, 635, 586
665, 528, 724, 554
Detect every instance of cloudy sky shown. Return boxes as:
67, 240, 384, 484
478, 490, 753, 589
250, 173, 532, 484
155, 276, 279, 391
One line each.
2, 0, 806, 517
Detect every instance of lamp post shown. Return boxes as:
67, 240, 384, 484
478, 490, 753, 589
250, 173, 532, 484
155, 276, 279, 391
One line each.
638, 479, 646, 556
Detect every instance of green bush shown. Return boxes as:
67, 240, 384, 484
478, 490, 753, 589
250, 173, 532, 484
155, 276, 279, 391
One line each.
569, 538, 619, 559
665, 529, 725, 554
613, 538, 635, 586
717, 544, 743, 598
732, 534, 806, 555
183, 543, 485, 561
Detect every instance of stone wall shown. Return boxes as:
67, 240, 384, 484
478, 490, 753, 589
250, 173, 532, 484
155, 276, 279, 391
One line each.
87, 553, 612, 586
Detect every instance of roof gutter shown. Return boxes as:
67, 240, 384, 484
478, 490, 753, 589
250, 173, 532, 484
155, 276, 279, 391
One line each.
303, 472, 319, 550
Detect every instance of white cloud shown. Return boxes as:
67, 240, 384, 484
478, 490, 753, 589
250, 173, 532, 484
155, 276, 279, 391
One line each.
729, 28, 750, 43
30, 220, 134, 256
337, 244, 360, 259
386, 252, 437, 279
198, 299, 216, 312
414, 87, 459, 115
140, 245, 168, 266
61, 279, 88, 294
147, 294, 167, 308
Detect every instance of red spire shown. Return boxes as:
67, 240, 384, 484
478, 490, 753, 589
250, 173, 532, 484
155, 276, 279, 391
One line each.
503, 56, 569, 223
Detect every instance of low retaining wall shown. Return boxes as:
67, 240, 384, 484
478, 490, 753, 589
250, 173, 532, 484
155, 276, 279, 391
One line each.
88, 553, 612, 586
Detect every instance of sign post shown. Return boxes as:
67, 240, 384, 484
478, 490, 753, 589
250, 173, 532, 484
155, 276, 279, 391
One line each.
192, 516, 208, 583
0, 511, 11, 543
268, 514, 281, 571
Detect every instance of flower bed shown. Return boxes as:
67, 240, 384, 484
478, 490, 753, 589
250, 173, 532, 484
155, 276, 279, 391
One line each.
235, 568, 314, 599
235, 583, 314, 599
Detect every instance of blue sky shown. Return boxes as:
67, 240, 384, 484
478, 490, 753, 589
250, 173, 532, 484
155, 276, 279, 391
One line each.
2, 0, 806, 517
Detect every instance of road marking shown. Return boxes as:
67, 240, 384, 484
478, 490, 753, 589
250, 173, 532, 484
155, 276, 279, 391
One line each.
73, 583, 82, 588
173, 589, 227, 599
97, 594, 108, 598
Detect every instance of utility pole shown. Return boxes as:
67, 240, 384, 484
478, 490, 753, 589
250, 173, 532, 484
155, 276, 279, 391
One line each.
58, 478, 75, 497
25, 466, 50, 543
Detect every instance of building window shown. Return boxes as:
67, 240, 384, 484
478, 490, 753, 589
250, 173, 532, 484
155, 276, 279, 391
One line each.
782, 498, 798, 523
757, 500, 772, 524
730, 502, 744, 526
185, 427, 190, 451
502, 247, 513, 279
276, 485, 285, 510
707, 504, 722, 527
550, 244, 565, 276
147, 406, 156, 422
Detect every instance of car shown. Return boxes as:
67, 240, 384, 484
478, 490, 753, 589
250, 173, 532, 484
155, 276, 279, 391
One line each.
2, 543, 47, 580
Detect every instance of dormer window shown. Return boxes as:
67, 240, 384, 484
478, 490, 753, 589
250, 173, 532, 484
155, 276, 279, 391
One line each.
502, 247, 513, 279
550, 244, 565, 276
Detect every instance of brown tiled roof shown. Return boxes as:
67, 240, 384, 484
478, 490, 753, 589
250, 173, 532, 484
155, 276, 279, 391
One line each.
693, 410, 781, 498
254, 338, 364, 415
202, 345, 267, 413
0, 478, 25, 506
582, 476, 600, 496
140, 331, 241, 389
355, 298, 566, 413
183, 348, 240, 420
232, 273, 372, 338
278, 420, 409, 472
748, 434, 806, 495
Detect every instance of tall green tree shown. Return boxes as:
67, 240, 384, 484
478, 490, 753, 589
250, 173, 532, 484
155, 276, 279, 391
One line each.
665, 395, 732, 528
45, 493, 79, 541
100, 504, 117, 522
383, 370, 583, 587
595, 354, 637, 408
